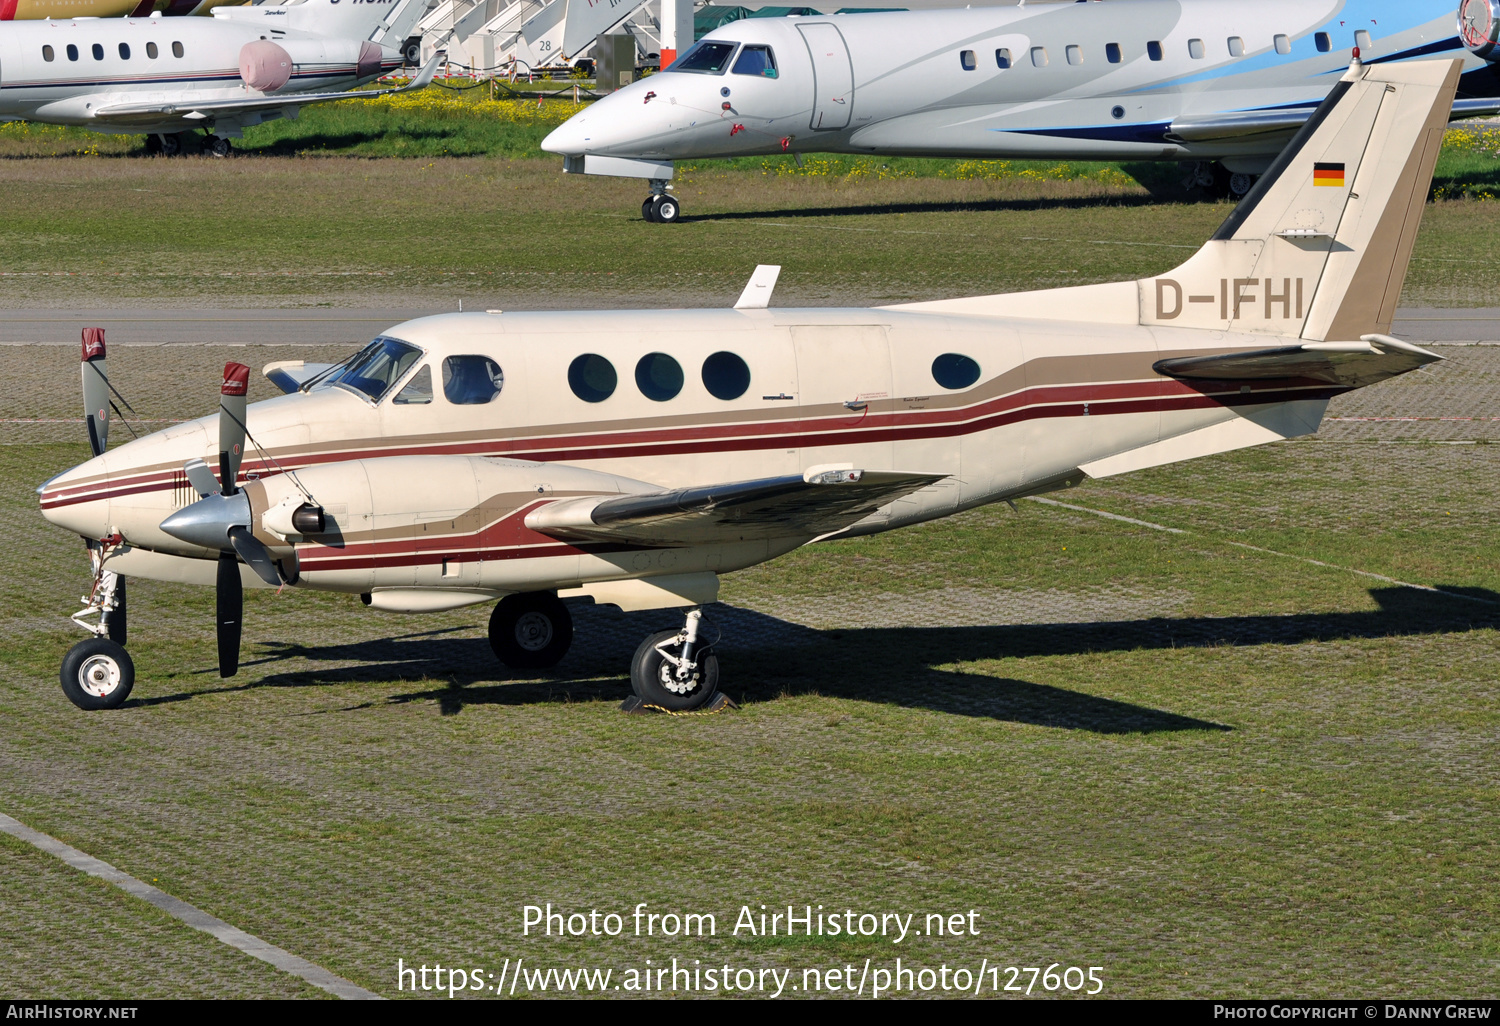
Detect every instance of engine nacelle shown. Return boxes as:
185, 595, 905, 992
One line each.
239, 38, 386, 93
1460, 0, 1500, 60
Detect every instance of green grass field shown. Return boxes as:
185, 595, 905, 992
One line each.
1, 103, 1499, 1000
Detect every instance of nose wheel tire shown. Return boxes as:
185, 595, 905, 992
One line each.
60, 638, 135, 711
206, 136, 233, 158
629, 629, 719, 711
488, 592, 573, 669
650, 194, 682, 223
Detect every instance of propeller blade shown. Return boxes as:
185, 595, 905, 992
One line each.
218, 362, 250, 495
81, 328, 109, 457
183, 458, 221, 499
229, 526, 283, 587
216, 552, 242, 678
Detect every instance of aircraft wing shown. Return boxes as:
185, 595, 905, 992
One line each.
1154, 335, 1441, 389
1171, 98, 1500, 143
524, 467, 946, 547
90, 52, 443, 127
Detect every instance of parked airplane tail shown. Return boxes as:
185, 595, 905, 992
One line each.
894, 58, 1462, 342
1142, 57, 1461, 342
270, 0, 429, 44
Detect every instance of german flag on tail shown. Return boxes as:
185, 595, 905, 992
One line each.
1313, 162, 1346, 187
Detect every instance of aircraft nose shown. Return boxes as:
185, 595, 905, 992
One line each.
37, 456, 112, 540
541, 118, 587, 156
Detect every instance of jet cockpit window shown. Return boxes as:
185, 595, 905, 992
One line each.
442, 356, 504, 405
392, 364, 433, 405
1314, 32, 1331, 52
42, 45, 54, 62
668, 41, 737, 75
732, 44, 777, 77
66, 44, 78, 61
1146, 40, 1163, 61
323, 337, 423, 403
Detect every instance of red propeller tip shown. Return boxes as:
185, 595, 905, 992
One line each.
221, 362, 251, 397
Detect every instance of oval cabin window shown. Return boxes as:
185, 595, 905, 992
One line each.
42, 45, 55, 62
119, 43, 131, 59
931, 353, 981, 390
67, 44, 79, 61
92, 43, 104, 61
701, 351, 751, 400
172, 41, 184, 58
568, 354, 617, 403
147, 41, 159, 59
442, 356, 503, 405
636, 353, 684, 402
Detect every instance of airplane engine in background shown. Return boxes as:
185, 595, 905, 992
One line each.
238, 38, 386, 93
1460, 0, 1500, 59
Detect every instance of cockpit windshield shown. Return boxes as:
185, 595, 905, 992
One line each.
316, 337, 423, 403
667, 40, 738, 74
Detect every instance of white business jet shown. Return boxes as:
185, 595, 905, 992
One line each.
41, 56, 1458, 714
0, 0, 437, 154
541, 0, 1500, 221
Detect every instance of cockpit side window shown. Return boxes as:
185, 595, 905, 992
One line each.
392, 364, 433, 405
668, 40, 738, 74
321, 336, 423, 403
442, 355, 504, 405
732, 44, 777, 77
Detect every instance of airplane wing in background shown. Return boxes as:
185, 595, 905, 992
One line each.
1154, 335, 1442, 389
525, 468, 947, 547
1170, 98, 1500, 143
89, 52, 443, 128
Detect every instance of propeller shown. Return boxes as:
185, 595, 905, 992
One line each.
159, 362, 281, 678
81, 327, 128, 644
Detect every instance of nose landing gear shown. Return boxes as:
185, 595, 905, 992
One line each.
60, 538, 134, 710
625, 608, 722, 712
642, 179, 681, 223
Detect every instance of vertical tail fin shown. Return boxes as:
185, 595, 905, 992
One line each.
280, 0, 430, 44
1142, 58, 1461, 341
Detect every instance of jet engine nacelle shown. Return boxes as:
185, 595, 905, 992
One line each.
239, 38, 387, 93
1459, 0, 1500, 60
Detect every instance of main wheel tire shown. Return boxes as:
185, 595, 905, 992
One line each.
1228, 171, 1256, 199
652, 194, 682, 223
144, 134, 163, 155
488, 592, 573, 669
642, 196, 658, 222
60, 638, 135, 711
159, 134, 182, 156
629, 629, 719, 711
207, 136, 233, 158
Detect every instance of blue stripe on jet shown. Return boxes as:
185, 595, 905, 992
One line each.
998, 122, 1174, 144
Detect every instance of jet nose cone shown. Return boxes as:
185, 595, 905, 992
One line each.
541, 118, 588, 156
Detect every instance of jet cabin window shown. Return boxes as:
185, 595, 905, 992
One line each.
91, 43, 104, 61
669, 40, 736, 74
1030, 46, 1047, 68
1274, 34, 1291, 55
959, 49, 976, 70
1146, 40, 1163, 61
995, 47, 1012, 69
324, 337, 422, 403
732, 44, 777, 77
1227, 36, 1244, 57
1065, 44, 1082, 66
1355, 30, 1372, 52
1187, 38, 1205, 60
568, 354, 618, 403
442, 356, 504, 405
172, 41, 185, 58
1105, 42, 1122, 63
66, 44, 78, 61
119, 43, 131, 60
147, 41, 159, 59
42, 45, 54, 62
1314, 32, 1331, 52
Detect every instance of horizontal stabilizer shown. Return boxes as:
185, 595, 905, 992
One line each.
526, 467, 945, 546
1154, 334, 1441, 388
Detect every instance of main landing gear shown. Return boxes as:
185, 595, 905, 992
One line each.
143, 132, 232, 158
60, 539, 134, 710
486, 595, 725, 712
1184, 161, 1258, 200
641, 179, 681, 223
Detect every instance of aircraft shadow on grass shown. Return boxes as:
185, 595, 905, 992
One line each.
136, 585, 1499, 733
688, 193, 1170, 224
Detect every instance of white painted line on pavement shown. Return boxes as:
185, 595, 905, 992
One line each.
0, 812, 382, 1000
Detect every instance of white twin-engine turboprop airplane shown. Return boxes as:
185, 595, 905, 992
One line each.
0, 0, 436, 154
40, 57, 1458, 714
541, 0, 1500, 222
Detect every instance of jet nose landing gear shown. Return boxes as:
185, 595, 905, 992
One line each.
642, 179, 682, 223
